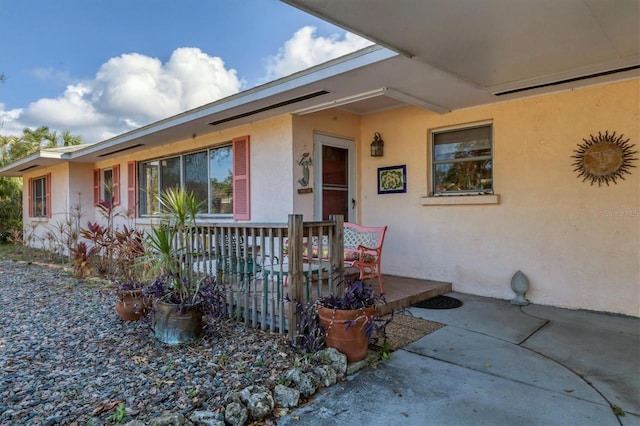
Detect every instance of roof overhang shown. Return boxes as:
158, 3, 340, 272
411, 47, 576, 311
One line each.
282, 0, 639, 95
0, 149, 72, 177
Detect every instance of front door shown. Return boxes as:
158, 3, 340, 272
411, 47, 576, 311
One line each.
313, 133, 355, 221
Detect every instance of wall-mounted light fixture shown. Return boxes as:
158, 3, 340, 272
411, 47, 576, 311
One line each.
370, 132, 384, 157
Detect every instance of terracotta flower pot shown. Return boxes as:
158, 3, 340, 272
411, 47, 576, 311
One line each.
318, 305, 376, 362
115, 289, 150, 321
152, 299, 203, 345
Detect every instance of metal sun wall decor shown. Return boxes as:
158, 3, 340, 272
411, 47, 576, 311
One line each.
571, 131, 637, 186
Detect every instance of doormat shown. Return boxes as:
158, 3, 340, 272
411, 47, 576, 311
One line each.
413, 295, 463, 309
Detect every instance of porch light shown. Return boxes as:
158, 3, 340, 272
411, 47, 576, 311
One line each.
370, 132, 384, 157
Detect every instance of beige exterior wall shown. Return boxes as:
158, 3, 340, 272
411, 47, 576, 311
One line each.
91, 114, 295, 227
355, 79, 639, 316
22, 162, 96, 251
292, 109, 362, 220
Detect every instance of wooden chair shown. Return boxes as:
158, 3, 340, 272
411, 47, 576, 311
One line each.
343, 223, 387, 294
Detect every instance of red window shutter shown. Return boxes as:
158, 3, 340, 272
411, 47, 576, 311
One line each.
232, 135, 250, 220
93, 169, 101, 206
127, 161, 137, 218
112, 164, 121, 206
45, 173, 52, 218
28, 177, 33, 218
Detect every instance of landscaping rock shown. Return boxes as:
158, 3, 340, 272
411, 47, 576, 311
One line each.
239, 385, 274, 421
284, 369, 316, 398
189, 410, 224, 426
148, 413, 193, 425
43, 415, 63, 426
224, 402, 248, 426
314, 365, 337, 387
224, 391, 242, 405
347, 350, 380, 375
123, 421, 146, 426
273, 384, 300, 408
315, 348, 347, 377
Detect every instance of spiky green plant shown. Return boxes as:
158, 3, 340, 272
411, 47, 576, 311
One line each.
145, 187, 205, 305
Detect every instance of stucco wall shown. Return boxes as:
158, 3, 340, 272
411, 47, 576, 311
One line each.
357, 79, 639, 316
68, 163, 97, 227
93, 114, 295, 226
292, 110, 361, 220
22, 162, 97, 252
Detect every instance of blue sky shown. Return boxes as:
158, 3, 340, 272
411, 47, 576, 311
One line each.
0, 0, 371, 143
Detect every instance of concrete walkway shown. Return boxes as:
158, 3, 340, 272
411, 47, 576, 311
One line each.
279, 292, 639, 426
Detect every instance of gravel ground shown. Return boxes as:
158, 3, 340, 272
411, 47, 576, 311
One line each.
0, 259, 443, 425
0, 260, 301, 425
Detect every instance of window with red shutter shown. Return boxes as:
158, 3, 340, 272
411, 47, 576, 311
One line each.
112, 164, 121, 206
232, 135, 250, 220
127, 161, 136, 218
27, 177, 33, 217
93, 169, 101, 206
45, 173, 51, 218
136, 136, 249, 217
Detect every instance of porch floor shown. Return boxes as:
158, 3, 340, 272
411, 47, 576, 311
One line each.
372, 274, 452, 316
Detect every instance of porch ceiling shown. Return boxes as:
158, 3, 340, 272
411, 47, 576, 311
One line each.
283, 0, 639, 98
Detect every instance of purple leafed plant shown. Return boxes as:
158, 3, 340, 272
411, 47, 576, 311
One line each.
289, 276, 392, 353
144, 275, 227, 317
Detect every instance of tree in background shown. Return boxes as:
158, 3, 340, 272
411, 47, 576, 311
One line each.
0, 135, 26, 242
0, 127, 83, 241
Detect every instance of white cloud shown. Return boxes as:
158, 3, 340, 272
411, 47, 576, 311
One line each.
0, 103, 24, 136
1, 28, 370, 145
2, 47, 242, 143
262, 26, 373, 81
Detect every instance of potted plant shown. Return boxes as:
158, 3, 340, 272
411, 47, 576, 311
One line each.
77, 201, 149, 321
143, 187, 210, 344
115, 280, 150, 321
112, 225, 149, 321
316, 279, 389, 363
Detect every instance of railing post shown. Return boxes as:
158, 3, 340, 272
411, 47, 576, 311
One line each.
329, 215, 344, 295
287, 214, 304, 342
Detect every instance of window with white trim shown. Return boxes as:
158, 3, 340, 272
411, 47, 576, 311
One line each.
431, 124, 493, 195
138, 145, 235, 216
